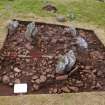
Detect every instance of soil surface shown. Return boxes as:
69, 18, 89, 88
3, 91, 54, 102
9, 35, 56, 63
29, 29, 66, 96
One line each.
0, 20, 105, 96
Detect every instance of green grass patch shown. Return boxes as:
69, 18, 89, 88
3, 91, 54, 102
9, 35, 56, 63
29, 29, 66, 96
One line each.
0, 0, 105, 28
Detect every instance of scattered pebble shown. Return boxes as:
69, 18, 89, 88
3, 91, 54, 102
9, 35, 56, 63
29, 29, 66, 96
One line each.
33, 84, 39, 90
14, 67, 21, 73
2, 75, 10, 84
56, 75, 68, 81
61, 86, 70, 93
32, 75, 39, 80
14, 79, 21, 84
68, 86, 79, 92
40, 75, 47, 83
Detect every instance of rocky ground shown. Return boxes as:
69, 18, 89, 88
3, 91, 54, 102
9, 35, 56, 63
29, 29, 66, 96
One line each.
0, 21, 105, 95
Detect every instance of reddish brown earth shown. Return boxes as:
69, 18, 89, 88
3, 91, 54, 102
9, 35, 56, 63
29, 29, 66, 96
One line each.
0, 20, 105, 96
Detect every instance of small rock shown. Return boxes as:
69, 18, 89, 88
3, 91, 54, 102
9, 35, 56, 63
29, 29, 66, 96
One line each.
97, 71, 103, 77
56, 50, 76, 74
9, 82, 14, 86
46, 68, 51, 73
68, 86, 79, 92
2, 75, 10, 84
61, 87, 70, 92
40, 75, 47, 83
14, 67, 21, 73
75, 80, 83, 87
80, 65, 85, 69
56, 16, 66, 22
9, 74, 14, 79
53, 88, 58, 93
49, 88, 53, 94
35, 79, 41, 84
56, 75, 68, 81
76, 36, 88, 49
47, 74, 55, 78
85, 66, 91, 70
96, 82, 102, 89
58, 38, 64, 43
26, 59, 30, 63
33, 84, 39, 90
32, 75, 38, 80
7, 20, 19, 35
51, 38, 57, 43
14, 79, 21, 84
25, 43, 33, 50
31, 79, 35, 83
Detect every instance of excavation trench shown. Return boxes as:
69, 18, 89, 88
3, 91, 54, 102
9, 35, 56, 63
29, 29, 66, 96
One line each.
0, 20, 105, 96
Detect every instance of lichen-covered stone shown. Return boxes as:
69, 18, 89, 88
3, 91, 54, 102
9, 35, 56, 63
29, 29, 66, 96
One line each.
2, 75, 10, 84
76, 36, 88, 49
25, 22, 38, 42
56, 50, 76, 74
65, 26, 77, 37
7, 20, 19, 35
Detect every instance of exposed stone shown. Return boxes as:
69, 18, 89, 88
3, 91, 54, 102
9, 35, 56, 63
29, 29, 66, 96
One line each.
25, 22, 38, 42
46, 68, 51, 73
61, 87, 70, 92
68, 86, 79, 92
56, 50, 76, 74
85, 66, 92, 70
97, 71, 103, 77
49, 88, 53, 94
2, 75, 10, 84
31, 79, 35, 83
40, 75, 47, 83
47, 74, 55, 78
7, 20, 19, 35
9, 82, 14, 86
35, 79, 41, 84
58, 38, 64, 43
25, 43, 34, 50
14, 67, 21, 73
96, 82, 102, 89
14, 79, 21, 84
10, 75, 15, 79
76, 36, 88, 49
53, 88, 58, 93
32, 75, 38, 80
75, 80, 84, 87
65, 27, 77, 36
33, 84, 39, 90
51, 38, 57, 43
56, 75, 68, 81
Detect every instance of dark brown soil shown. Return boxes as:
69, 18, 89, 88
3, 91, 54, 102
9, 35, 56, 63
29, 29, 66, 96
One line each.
42, 4, 57, 13
0, 20, 105, 96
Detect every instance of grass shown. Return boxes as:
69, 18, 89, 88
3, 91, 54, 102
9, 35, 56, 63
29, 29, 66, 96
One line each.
0, 0, 105, 28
